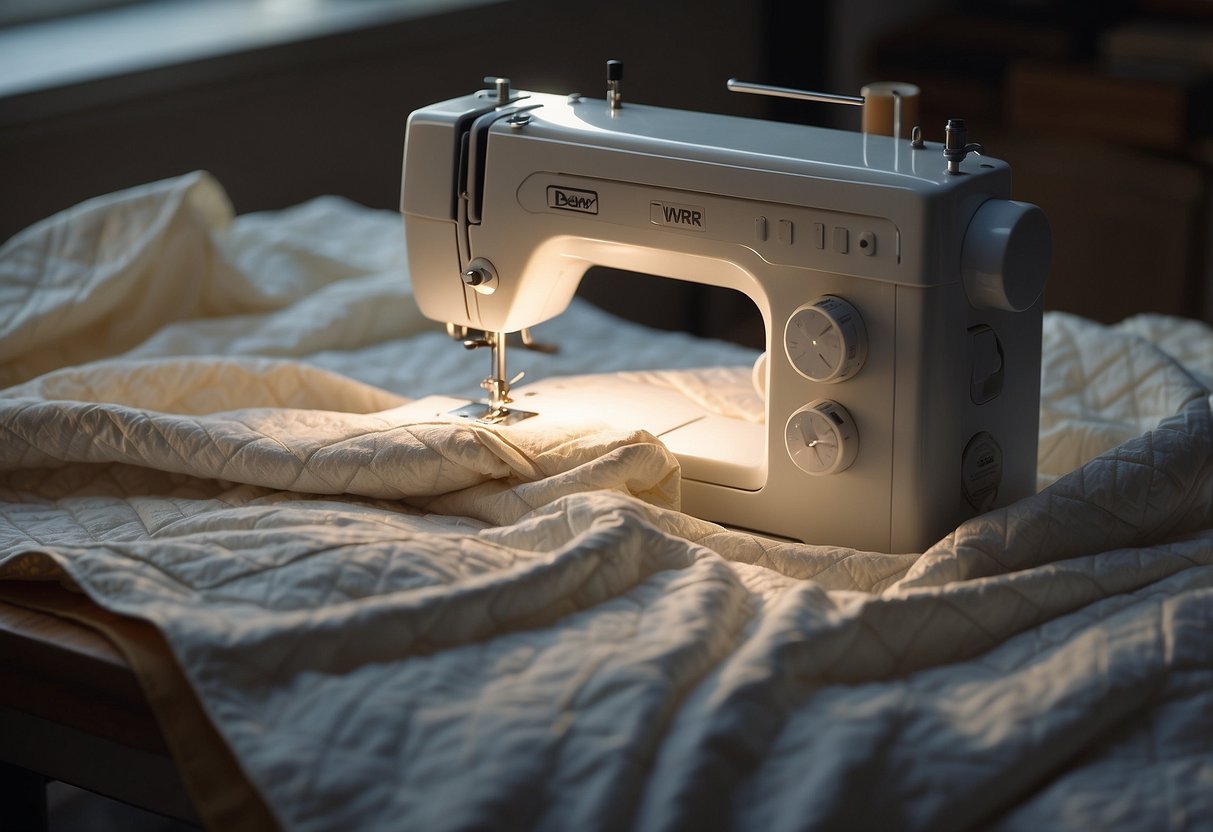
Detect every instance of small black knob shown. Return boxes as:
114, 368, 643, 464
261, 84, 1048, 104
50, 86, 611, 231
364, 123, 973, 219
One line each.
945, 118, 966, 150
463, 267, 490, 286
607, 60, 623, 81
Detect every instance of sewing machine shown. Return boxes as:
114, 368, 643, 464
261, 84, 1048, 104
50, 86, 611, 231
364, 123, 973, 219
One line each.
399, 64, 1051, 552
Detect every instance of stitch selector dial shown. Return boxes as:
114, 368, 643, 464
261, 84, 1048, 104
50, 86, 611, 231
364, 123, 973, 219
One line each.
785, 399, 858, 476
784, 296, 868, 383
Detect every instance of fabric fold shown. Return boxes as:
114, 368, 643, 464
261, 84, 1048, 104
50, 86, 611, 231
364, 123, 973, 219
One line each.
3, 174, 1211, 832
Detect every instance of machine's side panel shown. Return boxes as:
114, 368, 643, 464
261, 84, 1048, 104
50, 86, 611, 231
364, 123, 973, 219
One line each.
402, 217, 465, 324
401, 113, 463, 220
889, 283, 972, 551
889, 279, 1044, 552
401, 96, 492, 328
963, 295, 1044, 510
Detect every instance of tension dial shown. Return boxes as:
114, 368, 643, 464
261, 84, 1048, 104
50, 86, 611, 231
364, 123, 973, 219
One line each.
785, 399, 858, 476
784, 296, 868, 383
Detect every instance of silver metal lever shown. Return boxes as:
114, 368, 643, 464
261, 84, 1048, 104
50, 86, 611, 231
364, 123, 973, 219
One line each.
519, 328, 558, 354
727, 78, 864, 108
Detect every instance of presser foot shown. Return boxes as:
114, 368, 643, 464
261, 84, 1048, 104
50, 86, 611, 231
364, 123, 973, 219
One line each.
447, 401, 537, 425
445, 327, 540, 424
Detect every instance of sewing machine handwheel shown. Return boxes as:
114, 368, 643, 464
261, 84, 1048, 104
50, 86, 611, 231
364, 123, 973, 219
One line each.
784, 296, 868, 383
785, 399, 858, 476
961, 199, 1051, 312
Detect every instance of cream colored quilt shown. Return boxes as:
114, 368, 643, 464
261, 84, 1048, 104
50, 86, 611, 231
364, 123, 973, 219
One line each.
2, 173, 1210, 831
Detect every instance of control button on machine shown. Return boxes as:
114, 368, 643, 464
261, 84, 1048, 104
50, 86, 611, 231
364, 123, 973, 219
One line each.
812, 222, 826, 249
755, 216, 768, 241
968, 324, 1004, 403
832, 226, 849, 253
961, 431, 1003, 511
784, 296, 868, 383
785, 399, 858, 476
461, 258, 498, 295
779, 219, 794, 244
858, 230, 876, 255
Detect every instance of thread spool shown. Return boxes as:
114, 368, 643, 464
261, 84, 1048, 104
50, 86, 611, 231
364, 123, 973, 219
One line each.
860, 81, 920, 139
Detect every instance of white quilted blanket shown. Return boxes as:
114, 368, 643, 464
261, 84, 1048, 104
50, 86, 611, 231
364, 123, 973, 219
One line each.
2, 173, 1211, 831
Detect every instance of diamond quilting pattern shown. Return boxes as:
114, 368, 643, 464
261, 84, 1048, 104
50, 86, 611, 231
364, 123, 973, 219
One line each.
2, 175, 1211, 832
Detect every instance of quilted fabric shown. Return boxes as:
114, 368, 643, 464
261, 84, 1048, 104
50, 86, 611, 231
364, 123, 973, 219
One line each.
1, 175, 1211, 831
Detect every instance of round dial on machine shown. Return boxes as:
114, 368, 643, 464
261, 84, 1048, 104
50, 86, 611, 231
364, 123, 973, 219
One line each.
784, 296, 868, 383
785, 399, 858, 476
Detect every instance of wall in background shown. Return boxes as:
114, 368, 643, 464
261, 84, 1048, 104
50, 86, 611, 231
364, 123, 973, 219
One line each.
3, 0, 1209, 326
0, 0, 780, 238
0, 0, 828, 345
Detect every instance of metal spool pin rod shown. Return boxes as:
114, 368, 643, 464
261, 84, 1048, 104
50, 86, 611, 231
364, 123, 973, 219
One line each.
726, 79, 864, 107
726, 79, 906, 141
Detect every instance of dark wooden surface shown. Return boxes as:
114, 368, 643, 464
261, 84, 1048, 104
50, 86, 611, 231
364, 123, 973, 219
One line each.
0, 583, 200, 826
0, 584, 165, 753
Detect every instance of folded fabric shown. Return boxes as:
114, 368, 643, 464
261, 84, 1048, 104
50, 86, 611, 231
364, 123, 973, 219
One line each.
2, 173, 1211, 831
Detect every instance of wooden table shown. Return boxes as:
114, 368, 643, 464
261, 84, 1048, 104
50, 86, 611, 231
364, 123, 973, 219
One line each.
0, 583, 200, 828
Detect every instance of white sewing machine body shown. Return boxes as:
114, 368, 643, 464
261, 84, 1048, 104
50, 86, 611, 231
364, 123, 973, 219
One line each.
400, 82, 1050, 553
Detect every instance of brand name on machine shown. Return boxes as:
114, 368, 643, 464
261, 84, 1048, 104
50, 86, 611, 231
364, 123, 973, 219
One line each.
547, 186, 599, 214
650, 200, 706, 231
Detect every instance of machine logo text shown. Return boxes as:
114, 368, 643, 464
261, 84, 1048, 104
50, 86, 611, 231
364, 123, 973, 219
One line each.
547, 186, 599, 214
650, 200, 706, 231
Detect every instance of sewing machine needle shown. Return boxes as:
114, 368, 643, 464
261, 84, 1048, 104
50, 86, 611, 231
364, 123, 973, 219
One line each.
480, 330, 514, 415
